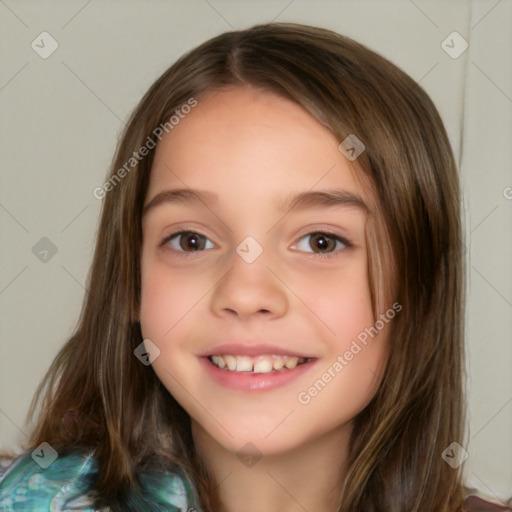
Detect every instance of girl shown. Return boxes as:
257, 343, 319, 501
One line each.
0, 22, 509, 512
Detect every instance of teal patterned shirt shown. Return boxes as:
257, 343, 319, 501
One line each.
1, 451, 510, 511
0, 450, 201, 511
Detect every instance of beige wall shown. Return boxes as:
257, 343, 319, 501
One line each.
1, 0, 511, 500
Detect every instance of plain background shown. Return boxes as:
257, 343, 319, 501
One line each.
1, 0, 511, 502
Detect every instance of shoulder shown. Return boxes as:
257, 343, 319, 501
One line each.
0, 450, 200, 511
463, 494, 512, 511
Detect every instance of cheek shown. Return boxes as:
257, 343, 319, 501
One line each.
297, 258, 385, 388
296, 277, 388, 424
139, 261, 171, 337
321, 287, 373, 335
298, 258, 374, 342
139, 254, 205, 339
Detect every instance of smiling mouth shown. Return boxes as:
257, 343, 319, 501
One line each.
207, 354, 315, 374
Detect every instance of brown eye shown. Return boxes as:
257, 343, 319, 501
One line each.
165, 231, 214, 252
309, 233, 337, 253
292, 232, 349, 255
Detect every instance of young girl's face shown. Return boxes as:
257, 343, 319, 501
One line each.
139, 86, 389, 458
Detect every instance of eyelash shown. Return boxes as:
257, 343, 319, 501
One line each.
160, 230, 352, 259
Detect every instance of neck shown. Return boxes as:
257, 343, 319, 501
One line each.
191, 423, 351, 512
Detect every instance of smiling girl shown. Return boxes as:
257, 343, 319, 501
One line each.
0, 22, 509, 512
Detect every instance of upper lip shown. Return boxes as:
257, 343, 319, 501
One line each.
199, 343, 315, 358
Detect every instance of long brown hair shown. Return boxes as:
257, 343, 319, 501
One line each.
12, 22, 466, 511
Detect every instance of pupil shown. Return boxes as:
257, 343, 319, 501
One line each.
312, 233, 333, 252
183, 233, 203, 251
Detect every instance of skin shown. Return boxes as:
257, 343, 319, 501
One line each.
139, 86, 389, 512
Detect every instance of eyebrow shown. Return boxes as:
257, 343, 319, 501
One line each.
143, 188, 217, 215
278, 189, 368, 214
142, 187, 368, 216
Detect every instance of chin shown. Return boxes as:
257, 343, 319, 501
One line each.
192, 415, 320, 460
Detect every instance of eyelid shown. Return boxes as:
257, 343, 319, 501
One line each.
159, 223, 215, 245
290, 231, 352, 257
159, 228, 353, 257
160, 230, 215, 253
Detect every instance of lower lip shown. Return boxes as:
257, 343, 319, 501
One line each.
199, 357, 317, 391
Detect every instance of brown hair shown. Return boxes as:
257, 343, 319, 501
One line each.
11, 22, 466, 511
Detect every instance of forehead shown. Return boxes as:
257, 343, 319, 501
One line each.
146, 86, 367, 206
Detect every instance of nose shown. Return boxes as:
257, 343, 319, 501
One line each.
210, 245, 289, 321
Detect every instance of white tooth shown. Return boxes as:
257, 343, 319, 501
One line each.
224, 355, 237, 371
214, 355, 226, 369
284, 357, 299, 369
236, 356, 253, 372
272, 358, 285, 370
254, 360, 274, 373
